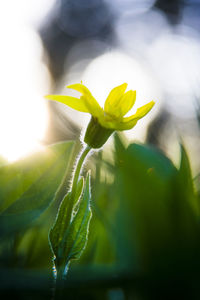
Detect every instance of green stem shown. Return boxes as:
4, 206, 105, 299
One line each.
71, 145, 91, 198
54, 263, 70, 299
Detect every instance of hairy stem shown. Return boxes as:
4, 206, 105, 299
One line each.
71, 145, 91, 198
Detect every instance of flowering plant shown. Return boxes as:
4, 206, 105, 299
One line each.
46, 83, 154, 148
45, 83, 154, 297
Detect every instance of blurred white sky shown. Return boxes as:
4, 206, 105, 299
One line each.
0, 0, 56, 161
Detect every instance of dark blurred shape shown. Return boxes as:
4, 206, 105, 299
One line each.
194, 97, 200, 131
39, 0, 115, 81
183, 0, 200, 31
59, 0, 112, 38
154, 0, 183, 24
146, 109, 170, 147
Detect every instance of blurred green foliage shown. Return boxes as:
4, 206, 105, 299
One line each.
0, 135, 200, 299
0, 142, 74, 238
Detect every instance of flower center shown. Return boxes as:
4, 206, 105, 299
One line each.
103, 111, 121, 122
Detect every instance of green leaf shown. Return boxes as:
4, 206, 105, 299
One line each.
111, 141, 200, 274
178, 144, 194, 195
176, 144, 199, 216
0, 141, 74, 237
126, 143, 177, 180
49, 173, 92, 271
49, 177, 84, 263
110, 142, 179, 267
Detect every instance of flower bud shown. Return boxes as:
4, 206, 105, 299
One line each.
84, 117, 114, 148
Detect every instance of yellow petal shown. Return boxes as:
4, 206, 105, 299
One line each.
45, 95, 89, 112
112, 100, 155, 130
67, 83, 103, 118
113, 119, 138, 131
118, 90, 136, 117
125, 101, 155, 121
104, 83, 128, 117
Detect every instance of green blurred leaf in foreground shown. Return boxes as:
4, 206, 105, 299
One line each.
113, 134, 200, 277
49, 172, 92, 277
0, 141, 74, 237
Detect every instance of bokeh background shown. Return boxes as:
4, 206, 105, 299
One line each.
0, 0, 200, 170
1, 1, 200, 299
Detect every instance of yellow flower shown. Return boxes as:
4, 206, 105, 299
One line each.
45, 83, 155, 148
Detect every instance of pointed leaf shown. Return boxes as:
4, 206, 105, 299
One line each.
49, 173, 92, 269
62, 173, 92, 262
49, 177, 84, 263
177, 144, 198, 213
179, 144, 193, 194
